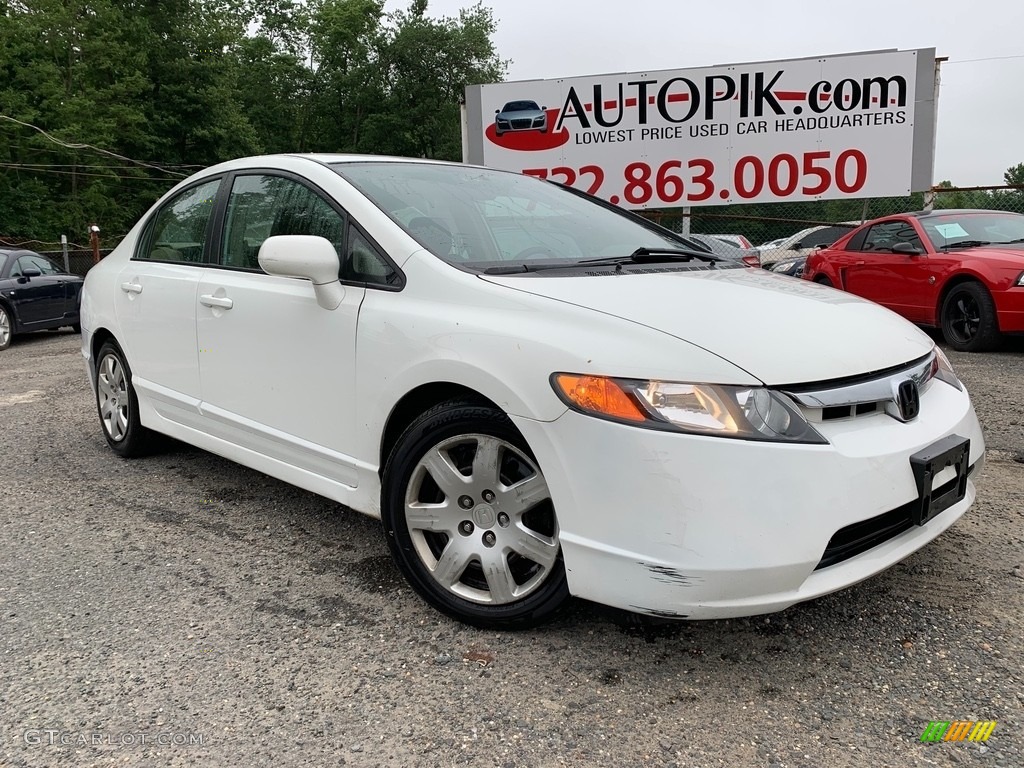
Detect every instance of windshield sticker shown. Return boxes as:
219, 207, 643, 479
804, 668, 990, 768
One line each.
932, 223, 969, 239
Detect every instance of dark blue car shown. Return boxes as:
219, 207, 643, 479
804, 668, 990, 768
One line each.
0, 248, 82, 350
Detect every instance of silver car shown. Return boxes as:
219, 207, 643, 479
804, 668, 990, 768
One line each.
494, 100, 548, 136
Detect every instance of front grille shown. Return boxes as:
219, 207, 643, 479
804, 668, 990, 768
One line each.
511, 119, 532, 129
782, 352, 935, 424
815, 463, 975, 570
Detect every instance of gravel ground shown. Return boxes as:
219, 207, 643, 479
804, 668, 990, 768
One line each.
1, 331, 1021, 768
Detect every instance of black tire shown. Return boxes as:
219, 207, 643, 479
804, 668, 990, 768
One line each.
940, 281, 1001, 352
813, 275, 833, 287
94, 341, 157, 457
0, 303, 12, 351
72, 322, 82, 334
381, 399, 569, 629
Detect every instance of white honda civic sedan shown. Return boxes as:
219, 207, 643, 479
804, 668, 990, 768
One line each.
80, 155, 984, 628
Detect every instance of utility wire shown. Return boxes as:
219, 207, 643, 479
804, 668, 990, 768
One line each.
947, 54, 1024, 64
0, 164, 178, 183
0, 115, 190, 177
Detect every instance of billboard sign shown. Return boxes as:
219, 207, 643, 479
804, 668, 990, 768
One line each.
464, 49, 936, 208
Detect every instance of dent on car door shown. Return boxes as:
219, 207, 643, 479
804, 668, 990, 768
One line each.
196, 172, 374, 485
114, 178, 222, 416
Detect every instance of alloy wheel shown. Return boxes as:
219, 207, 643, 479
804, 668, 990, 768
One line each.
947, 294, 980, 345
0, 307, 10, 349
404, 434, 559, 605
97, 353, 130, 441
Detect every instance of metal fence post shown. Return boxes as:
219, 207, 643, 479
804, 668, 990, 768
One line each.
680, 206, 691, 237
61, 234, 70, 272
89, 225, 101, 264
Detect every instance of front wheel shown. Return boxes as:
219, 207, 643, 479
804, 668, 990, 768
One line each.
940, 282, 1000, 352
381, 400, 569, 629
813, 275, 833, 287
94, 341, 157, 456
0, 303, 12, 350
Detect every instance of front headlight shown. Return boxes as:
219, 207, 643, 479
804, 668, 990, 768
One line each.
772, 261, 795, 273
552, 374, 827, 444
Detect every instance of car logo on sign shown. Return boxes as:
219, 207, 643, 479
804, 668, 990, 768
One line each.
897, 379, 920, 421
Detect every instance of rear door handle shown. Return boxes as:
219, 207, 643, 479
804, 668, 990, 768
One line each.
120, 281, 143, 294
199, 294, 233, 310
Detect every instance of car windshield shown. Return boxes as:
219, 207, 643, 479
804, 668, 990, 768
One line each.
920, 212, 1024, 248
502, 101, 540, 112
333, 162, 685, 269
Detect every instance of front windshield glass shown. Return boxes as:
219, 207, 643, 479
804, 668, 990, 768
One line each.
332, 162, 684, 269
921, 212, 1024, 247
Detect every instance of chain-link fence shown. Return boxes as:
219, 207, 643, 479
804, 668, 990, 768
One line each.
8, 185, 1024, 277
642, 185, 1024, 269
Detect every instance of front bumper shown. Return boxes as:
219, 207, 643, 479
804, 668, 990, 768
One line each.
994, 287, 1024, 332
513, 378, 984, 619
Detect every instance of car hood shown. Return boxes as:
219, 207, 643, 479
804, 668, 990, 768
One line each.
952, 243, 1024, 262
481, 267, 934, 385
498, 109, 544, 119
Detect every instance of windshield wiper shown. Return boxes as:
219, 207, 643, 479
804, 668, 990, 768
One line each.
997, 237, 1024, 244
577, 247, 722, 267
938, 239, 991, 250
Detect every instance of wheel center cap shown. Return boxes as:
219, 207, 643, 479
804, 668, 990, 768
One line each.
472, 504, 496, 529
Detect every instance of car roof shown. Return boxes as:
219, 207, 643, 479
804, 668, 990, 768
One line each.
189, 153, 497, 181
907, 209, 1023, 219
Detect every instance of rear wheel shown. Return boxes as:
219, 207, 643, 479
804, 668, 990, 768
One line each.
94, 342, 157, 456
381, 400, 568, 629
940, 281, 1000, 352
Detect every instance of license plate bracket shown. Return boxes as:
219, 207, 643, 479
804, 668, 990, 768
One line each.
910, 434, 970, 526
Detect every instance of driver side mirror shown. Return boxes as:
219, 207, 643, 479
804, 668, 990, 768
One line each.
258, 235, 344, 310
890, 241, 923, 256
19, 267, 42, 281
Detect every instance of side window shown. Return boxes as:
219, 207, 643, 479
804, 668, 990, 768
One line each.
342, 226, 400, 287
862, 221, 924, 253
13, 255, 58, 276
221, 174, 344, 270
139, 179, 220, 263
845, 228, 869, 252
27, 255, 60, 275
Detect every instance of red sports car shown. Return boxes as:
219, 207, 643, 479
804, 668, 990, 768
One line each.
803, 209, 1024, 351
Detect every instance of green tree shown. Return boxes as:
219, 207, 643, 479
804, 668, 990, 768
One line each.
1003, 163, 1024, 188
0, 0, 508, 244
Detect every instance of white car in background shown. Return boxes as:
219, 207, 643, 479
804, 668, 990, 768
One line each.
708, 233, 753, 250
759, 223, 858, 269
80, 155, 984, 628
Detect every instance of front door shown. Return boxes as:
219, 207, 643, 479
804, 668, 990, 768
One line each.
196, 173, 364, 486
9, 254, 67, 327
840, 220, 932, 323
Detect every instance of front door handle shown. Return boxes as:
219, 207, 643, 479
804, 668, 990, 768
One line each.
120, 281, 143, 294
199, 294, 233, 310
855, 260, 865, 266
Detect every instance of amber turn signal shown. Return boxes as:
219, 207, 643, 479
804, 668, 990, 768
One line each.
553, 374, 647, 422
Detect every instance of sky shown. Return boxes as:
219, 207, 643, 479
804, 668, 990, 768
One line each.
386, 0, 1024, 187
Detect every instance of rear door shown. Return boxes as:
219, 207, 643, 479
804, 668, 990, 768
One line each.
114, 178, 222, 418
